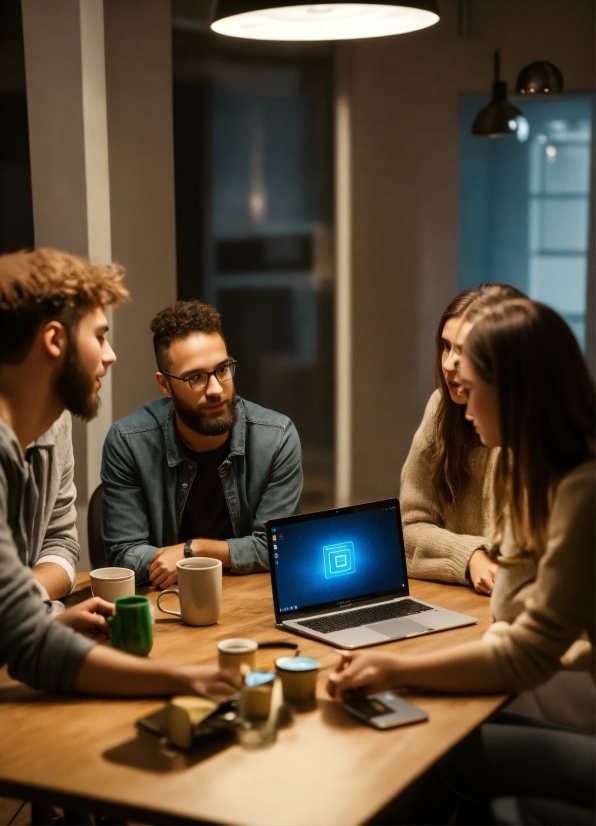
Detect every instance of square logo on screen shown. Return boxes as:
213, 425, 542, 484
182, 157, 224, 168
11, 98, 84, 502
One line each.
323, 541, 356, 578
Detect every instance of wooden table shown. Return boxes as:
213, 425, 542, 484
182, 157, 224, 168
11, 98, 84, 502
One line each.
0, 575, 506, 825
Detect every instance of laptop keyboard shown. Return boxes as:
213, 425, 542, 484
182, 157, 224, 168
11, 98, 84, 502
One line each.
296, 598, 433, 635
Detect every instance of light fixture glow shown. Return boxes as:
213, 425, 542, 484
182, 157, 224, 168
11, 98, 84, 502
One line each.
515, 116, 530, 142
211, 2, 440, 41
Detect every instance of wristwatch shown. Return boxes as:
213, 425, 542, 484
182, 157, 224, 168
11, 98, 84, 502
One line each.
183, 539, 194, 558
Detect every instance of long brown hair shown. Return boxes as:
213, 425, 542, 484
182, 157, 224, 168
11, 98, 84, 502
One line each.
430, 283, 525, 510
466, 299, 595, 556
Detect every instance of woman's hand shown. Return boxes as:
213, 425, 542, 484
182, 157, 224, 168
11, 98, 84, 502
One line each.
468, 549, 497, 595
54, 596, 114, 636
326, 651, 402, 701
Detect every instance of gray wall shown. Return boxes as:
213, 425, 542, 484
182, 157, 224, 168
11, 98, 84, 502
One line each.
346, 0, 595, 502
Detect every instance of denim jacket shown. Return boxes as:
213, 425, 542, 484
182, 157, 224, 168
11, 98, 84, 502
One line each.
100, 396, 302, 582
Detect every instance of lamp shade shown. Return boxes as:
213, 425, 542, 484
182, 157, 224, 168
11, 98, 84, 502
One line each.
472, 81, 523, 137
211, 1, 440, 41
516, 61, 564, 94
472, 50, 523, 138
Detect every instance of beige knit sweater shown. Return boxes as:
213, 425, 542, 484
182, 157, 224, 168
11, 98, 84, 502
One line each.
400, 391, 498, 584
483, 459, 595, 691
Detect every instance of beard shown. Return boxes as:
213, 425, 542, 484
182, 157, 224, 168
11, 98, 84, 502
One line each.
55, 333, 99, 423
173, 390, 238, 436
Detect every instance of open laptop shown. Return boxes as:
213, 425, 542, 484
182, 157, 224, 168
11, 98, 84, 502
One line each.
266, 498, 477, 649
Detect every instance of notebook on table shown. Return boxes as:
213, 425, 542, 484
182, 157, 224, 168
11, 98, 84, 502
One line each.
266, 498, 477, 649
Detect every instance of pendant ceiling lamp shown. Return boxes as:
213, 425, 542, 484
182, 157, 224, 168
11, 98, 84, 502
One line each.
516, 60, 564, 94
211, 1, 440, 41
472, 50, 522, 138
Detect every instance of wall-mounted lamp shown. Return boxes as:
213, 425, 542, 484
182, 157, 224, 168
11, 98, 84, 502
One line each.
472, 50, 522, 138
472, 51, 564, 137
211, 1, 440, 41
516, 61, 564, 94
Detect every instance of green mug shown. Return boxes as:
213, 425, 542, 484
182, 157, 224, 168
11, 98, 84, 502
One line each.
108, 595, 153, 657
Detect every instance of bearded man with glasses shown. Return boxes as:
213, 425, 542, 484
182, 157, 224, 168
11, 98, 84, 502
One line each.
101, 299, 303, 588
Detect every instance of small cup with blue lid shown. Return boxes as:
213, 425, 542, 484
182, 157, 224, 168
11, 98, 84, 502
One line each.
275, 656, 320, 707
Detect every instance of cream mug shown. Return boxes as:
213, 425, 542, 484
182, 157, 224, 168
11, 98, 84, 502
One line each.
217, 638, 258, 676
157, 558, 222, 626
90, 567, 135, 602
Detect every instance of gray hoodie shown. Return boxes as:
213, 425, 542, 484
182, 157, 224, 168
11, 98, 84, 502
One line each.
0, 416, 93, 692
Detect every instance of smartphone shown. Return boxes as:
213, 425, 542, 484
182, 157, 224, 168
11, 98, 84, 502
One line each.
342, 691, 428, 729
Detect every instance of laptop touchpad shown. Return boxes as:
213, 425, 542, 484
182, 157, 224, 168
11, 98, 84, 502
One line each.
368, 618, 430, 638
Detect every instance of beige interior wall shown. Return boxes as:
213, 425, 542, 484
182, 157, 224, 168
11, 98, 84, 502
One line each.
23, 0, 177, 465
21, 0, 88, 257
104, 0, 177, 423
347, 0, 595, 502
21, 0, 177, 568
22, 0, 103, 569
20, 0, 595, 522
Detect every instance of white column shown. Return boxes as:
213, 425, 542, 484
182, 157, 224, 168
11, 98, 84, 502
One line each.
334, 45, 353, 507
80, 0, 113, 499
21, 0, 112, 503
585, 137, 595, 378
21, 0, 177, 569
21, 0, 88, 256
103, 0, 177, 423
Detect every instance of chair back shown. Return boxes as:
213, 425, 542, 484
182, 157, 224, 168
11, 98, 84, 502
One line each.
87, 484, 108, 570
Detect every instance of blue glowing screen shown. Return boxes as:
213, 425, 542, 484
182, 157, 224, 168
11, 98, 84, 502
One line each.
271, 504, 406, 614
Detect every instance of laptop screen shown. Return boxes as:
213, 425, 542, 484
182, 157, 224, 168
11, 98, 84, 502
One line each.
267, 499, 408, 619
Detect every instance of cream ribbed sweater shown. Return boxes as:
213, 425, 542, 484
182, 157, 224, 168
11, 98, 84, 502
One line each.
400, 391, 497, 584
483, 459, 595, 691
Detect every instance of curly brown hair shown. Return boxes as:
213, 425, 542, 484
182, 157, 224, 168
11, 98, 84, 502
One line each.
0, 248, 129, 366
150, 299, 225, 370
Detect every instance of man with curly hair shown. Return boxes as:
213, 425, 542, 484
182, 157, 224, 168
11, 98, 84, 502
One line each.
101, 298, 303, 587
0, 248, 125, 602
0, 249, 234, 698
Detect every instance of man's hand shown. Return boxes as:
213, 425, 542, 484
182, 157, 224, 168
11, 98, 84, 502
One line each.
54, 596, 114, 637
149, 539, 232, 588
180, 665, 238, 700
326, 651, 402, 701
468, 549, 497, 595
73, 645, 239, 698
149, 543, 185, 589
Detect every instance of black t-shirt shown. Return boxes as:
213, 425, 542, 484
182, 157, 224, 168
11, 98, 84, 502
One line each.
178, 437, 234, 543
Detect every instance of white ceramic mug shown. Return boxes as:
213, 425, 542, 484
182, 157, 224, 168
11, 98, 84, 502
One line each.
157, 558, 222, 626
90, 567, 135, 602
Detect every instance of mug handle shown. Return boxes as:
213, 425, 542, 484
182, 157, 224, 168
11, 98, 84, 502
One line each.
157, 589, 182, 617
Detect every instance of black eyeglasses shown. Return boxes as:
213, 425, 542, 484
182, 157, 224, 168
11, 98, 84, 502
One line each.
160, 359, 237, 391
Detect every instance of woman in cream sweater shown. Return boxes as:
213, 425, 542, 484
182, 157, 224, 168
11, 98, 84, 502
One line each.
401, 284, 521, 594
331, 298, 595, 693
328, 300, 595, 817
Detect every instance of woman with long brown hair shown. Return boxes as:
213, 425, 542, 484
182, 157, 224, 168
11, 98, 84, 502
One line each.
401, 283, 522, 594
329, 299, 595, 821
